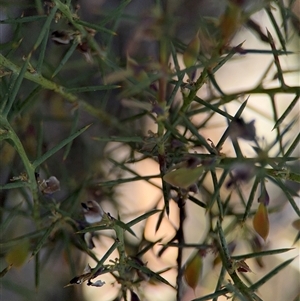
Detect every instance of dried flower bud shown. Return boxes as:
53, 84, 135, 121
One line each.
151, 103, 165, 116
77, 42, 93, 63
81, 200, 104, 224
258, 183, 270, 206
233, 259, 252, 273
66, 264, 106, 288
87, 279, 105, 287
39, 176, 60, 194
51, 31, 73, 45
170, 139, 185, 149
226, 163, 254, 188
85, 27, 96, 37
228, 118, 256, 141
149, 82, 158, 92
186, 156, 201, 169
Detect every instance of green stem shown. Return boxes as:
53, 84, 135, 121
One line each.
114, 223, 126, 276
265, 168, 300, 183
0, 115, 39, 220
0, 54, 76, 101
0, 54, 126, 132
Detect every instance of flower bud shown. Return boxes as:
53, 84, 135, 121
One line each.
51, 31, 73, 45
88, 280, 105, 287
219, 2, 242, 46
226, 163, 254, 188
258, 184, 270, 206
253, 203, 269, 242
228, 118, 256, 141
233, 259, 252, 273
39, 176, 60, 195
81, 200, 104, 224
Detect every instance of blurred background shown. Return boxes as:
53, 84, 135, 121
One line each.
0, 0, 299, 301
